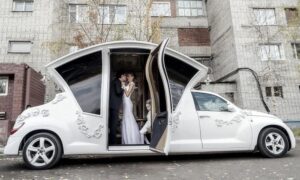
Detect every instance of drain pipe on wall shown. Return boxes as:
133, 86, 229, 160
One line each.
213, 67, 270, 113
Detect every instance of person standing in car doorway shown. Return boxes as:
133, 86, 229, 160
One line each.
109, 71, 127, 145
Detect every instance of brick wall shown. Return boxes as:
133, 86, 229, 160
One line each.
178, 28, 210, 46
0, 63, 45, 145
0, 64, 27, 122
25, 68, 45, 107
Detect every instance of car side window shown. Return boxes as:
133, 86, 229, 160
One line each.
192, 92, 229, 112
56, 51, 102, 115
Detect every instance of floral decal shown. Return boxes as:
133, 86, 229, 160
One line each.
215, 113, 246, 127
17, 108, 50, 123
172, 112, 182, 133
76, 111, 104, 139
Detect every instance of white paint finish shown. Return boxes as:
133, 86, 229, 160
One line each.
193, 91, 252, 149
169, 91, 202, 152
4, 41, 296, 157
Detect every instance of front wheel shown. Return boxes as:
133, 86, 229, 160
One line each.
22, 133, 62, 170
258, 127, 289, 158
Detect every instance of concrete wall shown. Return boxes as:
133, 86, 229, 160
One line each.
206, 0, 300, 120
229, 0, 300, 120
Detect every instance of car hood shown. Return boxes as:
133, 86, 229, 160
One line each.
243, 110, 281, 120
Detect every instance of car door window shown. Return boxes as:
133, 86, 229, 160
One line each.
164, 55, 198, 111
192, 92, 229, 112
56, 51, 102, 115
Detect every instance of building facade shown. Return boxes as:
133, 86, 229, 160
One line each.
0, 0, 299, 132
207, 0, 300, 120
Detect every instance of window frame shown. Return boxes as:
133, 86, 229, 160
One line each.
265, 87, 272, 97
259, 43, 284, 61
12, 0, 33, 12
192, 92, 231, 112
98, 4, 127, 25
151, 2, 171, 17
8, 41, 32, 54
273, 86, 283, 98
55, 51, 103, 115
265, 86, 284, 98
177, 0, 205, 17
253, 8, 276, 26
0, 77, 9, 96
69, 4, 89, 23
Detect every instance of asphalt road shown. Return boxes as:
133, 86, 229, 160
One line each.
0, 140, 299, 180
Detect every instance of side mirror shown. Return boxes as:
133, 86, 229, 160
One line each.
227, 104, 236, 112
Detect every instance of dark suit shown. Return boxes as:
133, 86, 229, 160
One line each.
109, 78, 124, 144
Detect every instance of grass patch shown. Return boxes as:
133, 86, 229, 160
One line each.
292, 128, 300, 137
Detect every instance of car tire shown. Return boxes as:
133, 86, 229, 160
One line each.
22, 132, 62, 170
258, 127, 289, 158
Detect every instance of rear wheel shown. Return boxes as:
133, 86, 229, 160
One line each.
258, 127, 289, 158
22, 133, 62, 170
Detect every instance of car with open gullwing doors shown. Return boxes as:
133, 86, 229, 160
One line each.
4, 39, 296, 169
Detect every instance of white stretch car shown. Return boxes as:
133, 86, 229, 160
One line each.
4, 40, 296, 169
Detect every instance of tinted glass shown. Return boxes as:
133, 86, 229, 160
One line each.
192, 92, 229, 112
164, 55, 198, 111
56, 51, 102, 114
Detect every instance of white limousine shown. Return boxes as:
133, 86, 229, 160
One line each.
4, 40, 296, 169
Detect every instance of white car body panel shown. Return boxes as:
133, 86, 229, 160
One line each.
4, 41, 296, 156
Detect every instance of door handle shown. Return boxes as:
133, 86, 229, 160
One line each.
199, 115, 210, 118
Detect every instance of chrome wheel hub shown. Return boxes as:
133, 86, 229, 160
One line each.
26, 137, 56, 167
265, 132, 285, 155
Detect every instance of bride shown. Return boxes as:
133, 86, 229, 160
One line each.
121, 73, 144, 144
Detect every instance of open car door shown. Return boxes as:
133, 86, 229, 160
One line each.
145, 39, 172, 154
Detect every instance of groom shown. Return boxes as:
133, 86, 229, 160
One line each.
109, 71, 127, 145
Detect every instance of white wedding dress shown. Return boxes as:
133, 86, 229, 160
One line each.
122, 83, 144, 144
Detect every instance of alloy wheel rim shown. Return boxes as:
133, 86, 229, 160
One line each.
265, 132, 285, 155
26, 137, 56, 167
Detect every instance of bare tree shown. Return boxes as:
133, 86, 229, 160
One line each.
46, 0, 163, 58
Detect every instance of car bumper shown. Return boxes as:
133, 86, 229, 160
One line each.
286, 126, 296, 149
4, 136, 22, 155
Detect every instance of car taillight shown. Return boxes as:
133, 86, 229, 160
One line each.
10, 122, 25, 135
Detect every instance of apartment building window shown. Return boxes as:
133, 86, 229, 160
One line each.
265, 87, 272, 97
69, 4, 89, 23
253, 8, 276, 25
177, 0, 204, 16
8, 41, 32, 54
0, 77, 9, 96
99, 5, 127, 24
285, 8, 298, 24
259, 44, 282, 61
291, 43, 300, 59
151, 2, 171, 17
265, 86, 283, 98
274, 86, 283, 98
13, 0, 33, 12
